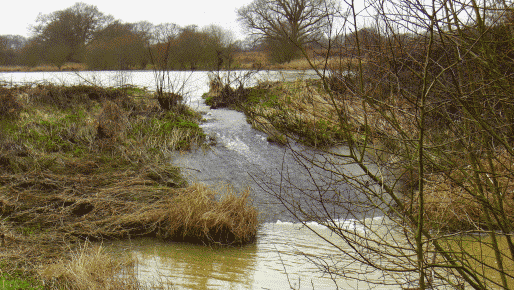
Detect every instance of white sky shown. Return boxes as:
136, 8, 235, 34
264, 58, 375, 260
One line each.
0, 0, 254, 39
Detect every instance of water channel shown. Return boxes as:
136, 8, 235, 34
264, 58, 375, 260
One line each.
1, 70, 403, 289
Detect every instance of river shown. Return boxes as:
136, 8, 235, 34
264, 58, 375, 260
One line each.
1, 70, 404, 289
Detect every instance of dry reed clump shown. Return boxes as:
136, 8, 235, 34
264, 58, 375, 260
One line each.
96, 101, 128, 142
39, 242, 138, 290
153, 183, 258, 245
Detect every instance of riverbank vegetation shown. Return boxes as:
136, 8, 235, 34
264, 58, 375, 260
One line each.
0, 84, 258, 288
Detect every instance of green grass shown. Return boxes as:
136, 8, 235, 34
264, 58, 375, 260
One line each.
238, 81, 347, 147
0, 273, 42, 290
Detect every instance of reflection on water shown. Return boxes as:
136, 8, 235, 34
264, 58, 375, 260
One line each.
109, 220, 392, 289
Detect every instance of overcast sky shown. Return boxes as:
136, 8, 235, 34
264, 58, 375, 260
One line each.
1, 0, 254, 39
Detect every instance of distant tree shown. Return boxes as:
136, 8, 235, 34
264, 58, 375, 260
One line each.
264, 37, 301, 63
237, 0, 339, 63
202, 25, 237, 69
0, 35, 26, 66
85, 22, 147, 70
148, 24, 236, 71
0, 36, 10, 65
131, 20, 154, 45
31, 2, 113, 67
19, 38, 44, 67
0, 35, 26, 51
151, 22, 181, 44
173, 25, 205, 70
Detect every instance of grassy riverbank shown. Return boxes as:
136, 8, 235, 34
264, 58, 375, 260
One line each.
0, 84, 258, 288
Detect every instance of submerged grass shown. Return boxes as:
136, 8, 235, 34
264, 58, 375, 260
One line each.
0, 84, 258, 288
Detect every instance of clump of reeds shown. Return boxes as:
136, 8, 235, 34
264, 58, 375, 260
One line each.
154, 183, 258, 245
204, 74, 250, 109
97, 101, 128, 142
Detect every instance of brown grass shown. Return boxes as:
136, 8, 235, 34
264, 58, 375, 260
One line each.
410, 150, 514, 232
233, 51, 359, 70
39, 242, 138, 290
0, 63, 87, 72
0, 161, 257, 283
152, 183, 258, 245
245, 80, 343, 145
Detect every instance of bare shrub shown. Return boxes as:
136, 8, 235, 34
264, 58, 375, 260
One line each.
0, 88, 22, 118
239, 0, 514, 288
96, 101, 128, 141
157, 92, 183, 111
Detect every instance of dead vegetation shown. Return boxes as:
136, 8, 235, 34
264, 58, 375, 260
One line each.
233, 50, 359, 70
39, 242, 139, 290
0, 63, 87, 72
0, 84, 258, 288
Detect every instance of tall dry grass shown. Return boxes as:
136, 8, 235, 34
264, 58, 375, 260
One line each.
154, 183, 258, 245
243, 80, 349, 146
39, 242, 138, 290
233, 51, 359, 70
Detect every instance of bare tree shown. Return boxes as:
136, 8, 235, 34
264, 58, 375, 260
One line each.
237, 0, 340, 62
151, 22, 181, 44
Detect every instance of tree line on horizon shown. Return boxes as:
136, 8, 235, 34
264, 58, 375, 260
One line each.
0, 2, 246, 70
0, 1, 376, 71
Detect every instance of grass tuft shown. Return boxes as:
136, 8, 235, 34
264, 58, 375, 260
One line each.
156, 183, 258, 245
39, 241, 138, 290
